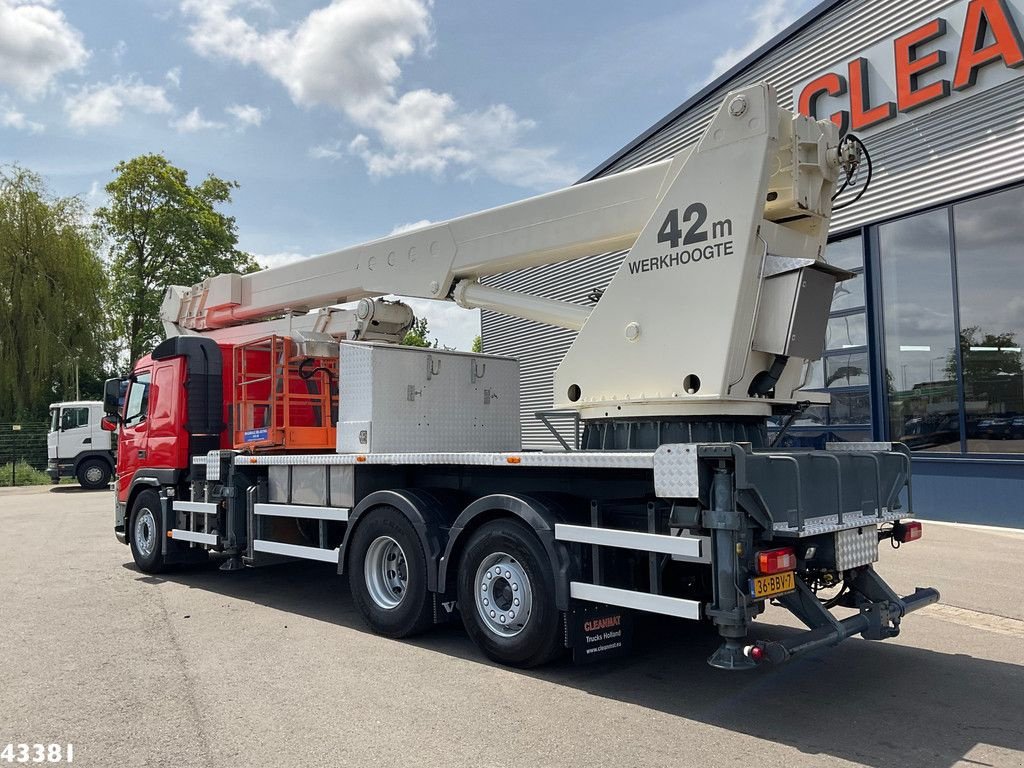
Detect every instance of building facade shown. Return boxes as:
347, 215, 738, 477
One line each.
481, 0, 1024, 526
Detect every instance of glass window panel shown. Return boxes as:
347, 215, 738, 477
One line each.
829, 390, 871, 424
826, 313, 866, 350
797, 358, 824, 390
830, 273, 864, 312
767, 405, 828, 431
124, 372, 151, 427
879, 209, 961, 452
60, 407, 88, 430
954, 186, 1024, 454
825, 352, 869, 388
825, 236, 864, 271
771, 426, 872, 449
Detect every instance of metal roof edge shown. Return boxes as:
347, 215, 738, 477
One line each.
576, 0, 850, 183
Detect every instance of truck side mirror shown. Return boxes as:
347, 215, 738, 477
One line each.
100, 415, 119, 432
103, 377, 122, 415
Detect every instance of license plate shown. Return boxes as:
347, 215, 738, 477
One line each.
749, 571, 795, 600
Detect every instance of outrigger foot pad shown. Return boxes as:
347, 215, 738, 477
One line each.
219, 556, 245, 571
708, 638, 757, 670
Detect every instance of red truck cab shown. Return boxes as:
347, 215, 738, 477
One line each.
106, 338, 230, 544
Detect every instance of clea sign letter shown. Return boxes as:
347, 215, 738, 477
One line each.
796, 0, 1024, 134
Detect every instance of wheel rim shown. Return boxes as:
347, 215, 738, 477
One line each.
134, 508, 157, 558
474, 552, 533, 637
84, 465, 104, 484
364, 535, 409, 610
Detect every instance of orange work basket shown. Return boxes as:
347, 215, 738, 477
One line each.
232, 335, 338, 451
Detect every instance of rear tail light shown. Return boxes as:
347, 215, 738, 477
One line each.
757, 547, 797, 574
894, 521, 922, 543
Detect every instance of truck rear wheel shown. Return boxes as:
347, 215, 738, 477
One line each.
348, 506, 433, 638
77, 458, 110, 490
129, 490, 167, 574
457, 519, 563, 668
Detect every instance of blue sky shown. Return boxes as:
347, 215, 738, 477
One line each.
0, 0, 816, 348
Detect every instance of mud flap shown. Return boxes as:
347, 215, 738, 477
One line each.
570, 605, 633, 664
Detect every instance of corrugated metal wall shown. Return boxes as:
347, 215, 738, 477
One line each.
484, 0, 1024, 448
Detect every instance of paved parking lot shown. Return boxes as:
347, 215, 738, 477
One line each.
2, 484, 1023, 768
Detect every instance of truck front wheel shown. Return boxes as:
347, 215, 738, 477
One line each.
129, 490, 167, 573
348, 506, 433, 638
457, 519, 563, 668
76, 458, 111, 490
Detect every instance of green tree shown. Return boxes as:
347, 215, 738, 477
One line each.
471, 335, 482, 353
94, 154, 258, 364
401, 316, 437, 348
0, 167, 106, 421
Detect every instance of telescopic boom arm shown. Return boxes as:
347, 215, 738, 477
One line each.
161, 82, 860, 419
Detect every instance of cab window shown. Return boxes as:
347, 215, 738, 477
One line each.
123, 372, 152, 427
61, 407, 90, 430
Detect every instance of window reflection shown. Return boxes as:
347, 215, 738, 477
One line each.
878, 210, 961, 452
955, 186, 1024, 454
826, 313, 866, 348
825, 352, 869, 388
829, 391, 871, 425
824, 236, 864, 271
793, 235, 870, 432
831, 273, 864, 312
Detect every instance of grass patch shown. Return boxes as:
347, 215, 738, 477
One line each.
0, 461, 52, 487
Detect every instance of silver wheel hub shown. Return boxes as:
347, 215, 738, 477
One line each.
85, 465, 103, 484
364, 536, 409, 610
474, 552, 533, 637
134, 508, 157, 558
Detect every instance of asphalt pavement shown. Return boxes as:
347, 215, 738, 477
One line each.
1, 484, 1023, 768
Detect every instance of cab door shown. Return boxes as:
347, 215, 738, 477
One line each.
115, 370, 152, 503
58, 405, 92, 460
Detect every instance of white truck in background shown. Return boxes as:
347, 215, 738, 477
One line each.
47, 401, 115, 489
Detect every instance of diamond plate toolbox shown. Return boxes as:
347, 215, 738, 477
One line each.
337, 341, 521, 453
834, 525, 878, 570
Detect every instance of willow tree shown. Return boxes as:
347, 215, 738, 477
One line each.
0, 167, 106, 421
94, 154, 258, 364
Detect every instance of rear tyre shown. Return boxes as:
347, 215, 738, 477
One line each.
457, 518, 563, 668
348, 506, 433, 638
77, 458, 111, 490
129, 490, 167, 573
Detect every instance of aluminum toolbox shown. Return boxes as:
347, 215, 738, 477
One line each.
337, 341, 521, 453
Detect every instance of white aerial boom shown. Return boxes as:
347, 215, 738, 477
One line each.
161, 82, 860, 421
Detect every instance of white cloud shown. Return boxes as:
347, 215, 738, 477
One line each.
180, 0, 577, 189
709, 0, 803, 79
253, 251, 307, 270
309, 141, 344, 161
111, 39, 127, 63
226, 102, 265, 129
165, 66, 182, 88
65, 78, 173, 128
171, 106, 224, 132
0, 99, 43, 132
389, 219, 432, 235
0, 0, 88, 96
